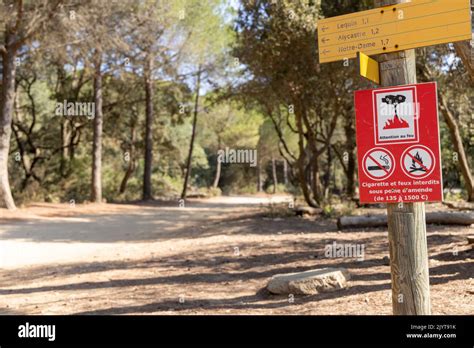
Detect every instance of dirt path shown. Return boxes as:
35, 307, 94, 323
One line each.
0, 196, 472, 315
0, 196, 292, 268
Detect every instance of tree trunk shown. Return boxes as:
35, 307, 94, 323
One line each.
283, 158, 288, 185
257, 158, 263, 192
453, 7, 473, 83
323, 143, 332, 199
212, 138, 222, 189
301, 103, 323, 205
0, 45, 18, 210
271, 156, 278, 193
120, 123, 137, 194
13, 92, 30, 190
60, 120, 68, 177
181, 67, 201, 199
338, 212, 474, 229
91, 54, 103, 203
142, 56, 154, 200
295, 113, 318, 207
311, 154, 322, 204
212, 155, 221, 189
344, 110, 356, 198
68, 119, 76, 161
454, 40, 474, 81
439, 94, 474, 201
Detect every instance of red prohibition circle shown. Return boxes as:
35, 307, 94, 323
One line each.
400, 145, 436, 179
362, 147, 395, 181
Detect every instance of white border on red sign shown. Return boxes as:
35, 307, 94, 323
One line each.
372, 85, 419, 146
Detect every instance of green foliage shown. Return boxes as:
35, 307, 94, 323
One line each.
322, 204, 335, 218
417, 44, 474, 198
265, 183, 287, 194
2, 0, 472, 207
179, 0, 233, 64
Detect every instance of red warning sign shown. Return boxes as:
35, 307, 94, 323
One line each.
355, 82, 443, 204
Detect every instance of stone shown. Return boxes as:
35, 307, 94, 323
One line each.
294, 206, 323, 216
267, 268, 350, 295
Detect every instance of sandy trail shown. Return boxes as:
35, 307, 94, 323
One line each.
0, 196, 292, 268
0, 196, 472, 315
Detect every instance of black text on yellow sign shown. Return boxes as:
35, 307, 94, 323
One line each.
318, 0, 472, 63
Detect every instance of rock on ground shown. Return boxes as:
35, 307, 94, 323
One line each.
267, 268, 350, 295
294, 206, 323, 216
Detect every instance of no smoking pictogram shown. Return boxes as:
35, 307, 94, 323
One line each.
362, 148, 395, 181
401, 145, 435, 179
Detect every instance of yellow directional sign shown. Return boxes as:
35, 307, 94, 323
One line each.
358, 52, 380, 84
318, 0, 472, 63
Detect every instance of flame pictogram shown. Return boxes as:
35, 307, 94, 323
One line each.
383, 116, 409, 129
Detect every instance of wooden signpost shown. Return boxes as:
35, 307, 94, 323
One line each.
375, 0, 430, 316
318, 0, 472, 63
318, 0, 473, 315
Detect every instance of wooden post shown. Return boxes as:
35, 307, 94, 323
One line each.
374, 0, 431, 315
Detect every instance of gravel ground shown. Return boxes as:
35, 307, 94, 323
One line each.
0, 196, 472, 315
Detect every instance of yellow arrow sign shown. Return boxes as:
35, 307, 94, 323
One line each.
318, 0, 472, 63
358, 52, 380, 84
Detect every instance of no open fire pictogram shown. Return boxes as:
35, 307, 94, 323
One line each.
401, 145, 435, 179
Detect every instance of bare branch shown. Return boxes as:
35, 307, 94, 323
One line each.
14, 0, 24, 33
